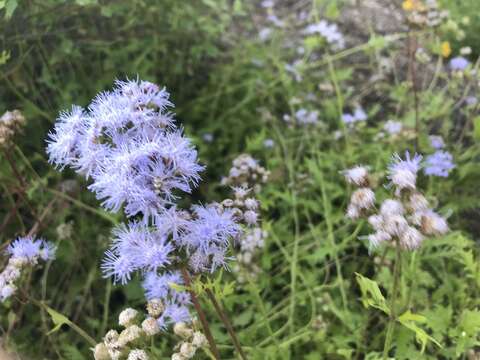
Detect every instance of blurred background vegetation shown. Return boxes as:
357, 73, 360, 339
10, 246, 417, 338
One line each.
1, 0, 479, 359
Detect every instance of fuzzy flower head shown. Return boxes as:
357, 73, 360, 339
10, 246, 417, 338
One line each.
46, 79, 204, 221
424, 151, 455, 177
449, 56, 470, 71
388, 151, 422, 193
7, 236, 56, 262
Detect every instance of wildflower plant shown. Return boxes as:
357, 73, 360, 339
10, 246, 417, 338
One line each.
46, 79, 244, 358
344, 151, 450, 357
0, 236, 56, 302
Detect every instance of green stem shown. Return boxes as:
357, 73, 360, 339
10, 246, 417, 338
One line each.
383, 244, 402, 359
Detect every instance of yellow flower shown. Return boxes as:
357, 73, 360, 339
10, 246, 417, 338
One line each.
403, 0, 425, 11
441, 41, 451, 58
402, 0, 414, 11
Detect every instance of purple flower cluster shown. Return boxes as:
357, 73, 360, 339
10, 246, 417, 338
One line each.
342, 107, 367, 125
47, 79, 240, 328
425, 135, 455, 177
424, 151, 455, 177
1, 236, 56, 301
47, 79, 204, 220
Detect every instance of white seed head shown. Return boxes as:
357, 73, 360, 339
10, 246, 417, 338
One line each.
171, 353, 186, 360
346, 204, 360, 220
368, 231, 392, 248
350, 188, 375, 210
127, 349, 149, 360
173, 322, 194, 339
391, 169, 416, 193
380, 199, 404, 217
368, 215, 384, 231
244, 198, 258, 210
93, 343, 110, 360
119, 308, 139, 327
180, 342, 197, 358
104, 329, 119, 348
383, 215, 409, 237
146, 298, 165, 318
408, 193, 430, 212
419, 210, 449, 236
400, 226, 424, 250
141, 317, 160, 336
108, 348, 123, 360
191, 331, 208, 348
243, 210, 258, 225
118, 325, 143, 347
343, 166, 369, 186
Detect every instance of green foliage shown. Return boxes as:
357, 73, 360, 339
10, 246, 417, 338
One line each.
1, 0, 480, 359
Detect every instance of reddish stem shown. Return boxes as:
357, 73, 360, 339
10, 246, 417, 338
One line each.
180, 267, 221, 360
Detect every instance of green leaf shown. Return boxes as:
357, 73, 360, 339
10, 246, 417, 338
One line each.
44, 305, 70, 335
398, 310, 442, 353
355, 273, 389, 314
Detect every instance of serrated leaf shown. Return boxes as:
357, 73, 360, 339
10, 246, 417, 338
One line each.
355, 273, 389, 314
398, 310, 442, 353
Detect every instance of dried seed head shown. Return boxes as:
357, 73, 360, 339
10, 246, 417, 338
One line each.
142, 317, 160, 336
127, 349, 149, 360
93, 343, 110, 360
380, 199, 404, 217
119, 308, 139, 327
104, 329, 119, 348
179, 342, 197, 358
346, 204, 361, 220
350, 188, 375, 210
174, 322, 194, 339
407, 192, 430, 212
191, 331, 208, 348
171, 353, 186, 360
400, 226, 424, 250
118, 325, 143, 347
146, 298, 165, 318
368, 231, 392, 248
342, 166, 369, 186
419, 210, 449, 236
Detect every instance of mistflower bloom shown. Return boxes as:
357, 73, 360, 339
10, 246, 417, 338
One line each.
1, 236, 56, 302
345, 151, 450, 251
342, 106, 367, 125
48, 79, 242, 339
388, 151, 422, 193
429, 135, 445, 149
46, 79, 204, 220
342, 166, 369, 187
304, 20, 345, 49
424, 151, 455, 177
383, 120, 403, 135
294, 108, 319, 125
449, 56, 470, 71
263, 138, 275, 148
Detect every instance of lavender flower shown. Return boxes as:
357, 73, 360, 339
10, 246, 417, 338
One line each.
383, 120, 403, 135
424, 151, 455, 177
304, 20, 345, 49
342, 106, 367, 125
1, 236, 56, 302
449, 56, 470, 71
388, 151, 422, 194
48, 79, 241, 332
47, 79, 204, 221
429, 135, 445, 149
